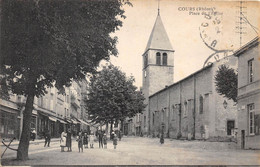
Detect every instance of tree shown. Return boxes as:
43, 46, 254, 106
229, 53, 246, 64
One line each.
1, 0, 130, 160
215, 65, 238, 102
86, 65, 145, 132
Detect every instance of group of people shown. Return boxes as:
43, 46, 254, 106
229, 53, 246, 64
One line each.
76, 131, 96, 152
60, 129, 121, 153
60, 129, 72, 152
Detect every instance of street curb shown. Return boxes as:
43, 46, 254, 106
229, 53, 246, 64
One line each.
1, 138, 61, 147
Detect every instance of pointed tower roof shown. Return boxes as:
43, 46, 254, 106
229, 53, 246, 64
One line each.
145, 14, 173, 52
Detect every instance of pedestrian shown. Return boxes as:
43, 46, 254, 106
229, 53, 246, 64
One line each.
60, 130, 67, 152
111, 131, 115, 140
66, 128, 72, 152
89, 132, 95, 148
76, 131, 84, 153
98, 130, 103, 148
113, 134, 118, 149
44, 128, 51, 147
160, 133, 164, 144
83, 132, 88, 149
118, 130, 122, 141
103, 133, 108, 149
31, 128, 36, 141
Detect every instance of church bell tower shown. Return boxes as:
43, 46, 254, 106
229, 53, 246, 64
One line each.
141, 10, 174, 135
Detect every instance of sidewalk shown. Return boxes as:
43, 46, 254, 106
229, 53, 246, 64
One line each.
1, 138, 61, 147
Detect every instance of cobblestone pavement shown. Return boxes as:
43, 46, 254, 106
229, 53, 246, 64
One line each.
1, 136, 260, 165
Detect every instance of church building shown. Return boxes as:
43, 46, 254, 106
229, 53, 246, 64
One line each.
140, 11, 174, 135
136, 11, 238, 140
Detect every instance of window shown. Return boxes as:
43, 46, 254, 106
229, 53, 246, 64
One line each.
144, 116, 146, 128
38, 97, 43, 107
153, 113, 155, 125
156, 52, 161, 65
248, 59, 254, 83
7, 114, 15, 135
66, 95, 69, 103
17, 96, 22, 103
163, 53, 167, 65
184, 101, 188, 116
144, 54, 148, 67
162, 108, 165, 122
248, 104, 255, 135
0, 113, 5, 133
172, 105, 175, 120
199, 96, 203, 114
50, 99, 54, 111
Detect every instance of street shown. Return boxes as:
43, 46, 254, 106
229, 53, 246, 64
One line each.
1, 136, 260, 165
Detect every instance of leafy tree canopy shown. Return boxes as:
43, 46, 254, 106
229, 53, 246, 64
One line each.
86, 65, 146, 124
0, 0, 131, 160
215, 64, 238, 102
1, 0, 131, 97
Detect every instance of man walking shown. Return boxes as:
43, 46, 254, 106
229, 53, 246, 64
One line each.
98, 130, 103, 148
44, 128, 51, 147
66, 128, 72, 152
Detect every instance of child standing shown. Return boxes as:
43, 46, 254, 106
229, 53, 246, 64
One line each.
89, 133, 95, 148
83, 132, 88, 149
113, 134, 118, 149
76, 131, 84, 153
103, 133, 108, 149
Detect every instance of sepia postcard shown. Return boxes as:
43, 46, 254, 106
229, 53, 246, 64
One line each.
1, 0, 260, 166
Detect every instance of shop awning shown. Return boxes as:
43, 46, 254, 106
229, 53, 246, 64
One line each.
49, 116, 57, 122
78, 119, 90, 126
57, 119, 67, 124
65, 119, 72, 123
71, 119, 80, 124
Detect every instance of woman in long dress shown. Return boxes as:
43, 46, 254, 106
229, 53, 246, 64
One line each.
89, 133, 95, 148
60, 131, 67, 152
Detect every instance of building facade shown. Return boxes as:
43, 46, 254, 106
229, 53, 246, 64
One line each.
235, 37, 260, 149
130, 11, 238, 140
0, 79, 89, 140
149, 56, 238, 140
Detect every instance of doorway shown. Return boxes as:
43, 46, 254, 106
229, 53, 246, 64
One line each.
241, 130, 245, 149
227, 120, 235, 135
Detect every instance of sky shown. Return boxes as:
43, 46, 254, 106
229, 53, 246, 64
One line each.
106, 0, 259, 88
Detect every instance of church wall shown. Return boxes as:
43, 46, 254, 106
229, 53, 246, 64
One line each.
149, 63, 238, 140
149, 66, 214, 139
179, 75, 195, 139
168, 83, 181, 138
211, 56, 238, 138
194, 68, 213, 139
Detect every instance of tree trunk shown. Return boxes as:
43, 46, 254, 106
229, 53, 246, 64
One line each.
120, 119, 124, 132
110, 121, 113, 132
110, 120, 113, 140
105, 122, 108, 136
17, 92, 35, 160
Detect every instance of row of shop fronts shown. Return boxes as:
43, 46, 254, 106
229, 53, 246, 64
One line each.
0, 103, 90, 140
